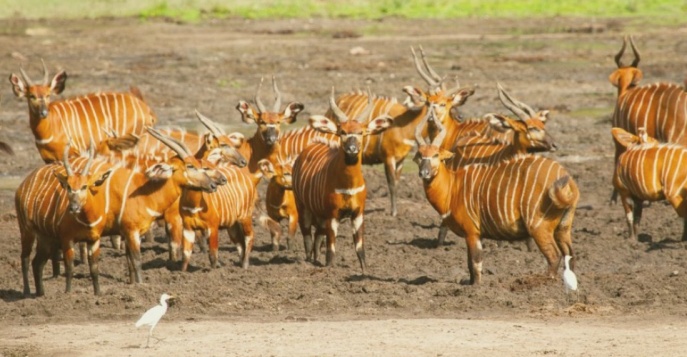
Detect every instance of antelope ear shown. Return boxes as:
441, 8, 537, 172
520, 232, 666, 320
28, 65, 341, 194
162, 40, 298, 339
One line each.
205, 148, 223, 165
257, 159, 275, 179
50, 70, 67, 95
451, 88, 475, 106
145, 163, 173, 181
485, 113, 513, 133
630, 68, 643, 86
308, 115, 338, 134
227, 132, 246, 148
204, 133, 216, 147
439, 149, 455, 161
283, 102, 304, 124
608, 71, 622, 88
9, 73, 27, 98
537, 110, 550, 123
402, 86, 426, 105
53, 169, 69, 188
365, 115, 393, 135
236, 101, 257, 124
92, 169, 113, 187
611, 127, 638, 149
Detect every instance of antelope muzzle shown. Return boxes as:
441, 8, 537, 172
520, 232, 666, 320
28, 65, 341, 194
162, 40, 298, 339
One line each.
418, 159, 433, 180
262, 127, 278, 146
343, 136, 360, 156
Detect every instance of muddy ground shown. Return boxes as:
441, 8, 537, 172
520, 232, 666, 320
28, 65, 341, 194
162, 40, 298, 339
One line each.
1, 15, 687, 356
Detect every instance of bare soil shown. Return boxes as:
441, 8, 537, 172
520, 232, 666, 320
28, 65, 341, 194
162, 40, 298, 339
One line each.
1, 16, 687, 356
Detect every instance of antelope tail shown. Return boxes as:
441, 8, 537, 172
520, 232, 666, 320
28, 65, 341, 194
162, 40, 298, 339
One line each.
259, 215, 280, 234
548, 176, 576, 209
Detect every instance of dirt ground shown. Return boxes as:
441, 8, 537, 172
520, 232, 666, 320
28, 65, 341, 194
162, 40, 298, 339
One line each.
1, 15, 687, 356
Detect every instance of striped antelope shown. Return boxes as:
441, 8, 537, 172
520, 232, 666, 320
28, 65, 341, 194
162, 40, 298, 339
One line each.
178, 159, 257, 271
9, 60, 157, 162
611, 127, 687, 241
292, 88, 393, 272
413, 109, 578, 284
16, 145, 114, 296
236, 76, 304, 175
435, 83, 557, 246
610, 36, 687, 200
258, 155, 298, 251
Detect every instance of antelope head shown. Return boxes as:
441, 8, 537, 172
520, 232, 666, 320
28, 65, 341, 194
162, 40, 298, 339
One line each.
403, 46, 475, 124
195, 110, 247, 167
258, 155, 295, 189
236, 76, 304, 146
53, 143, 113, 214
309, 87, 393, 164
413, 108, 454, 181
9, 60, 67, 119
489, 83, 557, 153
146, 127, 218, 193
609, 36, 643, 93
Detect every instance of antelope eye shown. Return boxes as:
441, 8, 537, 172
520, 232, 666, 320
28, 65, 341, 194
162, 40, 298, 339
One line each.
186, 164, 195, 170
81, 185, 87, 190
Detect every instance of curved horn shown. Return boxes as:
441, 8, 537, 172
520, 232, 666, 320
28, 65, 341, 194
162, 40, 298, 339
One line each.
419, 46, 442, 83
430, 108, 446, 147
19, 66, 34, 87
41, 59, 49, 85
195, 109, 223, 136
146, 127, 190, 159
82, 139, 95, 175
254, 77, 267, 113
414, 109, 429, 145
356, 87, 375, 122
629, 36, 641, 68
329, 87, 348, 123
614, 36, 627, 68
411, 46, 439, 87
272, 75, 282, 112
497, 82, 529, 121
62, 143, 73, 176
446, 77, 462, 95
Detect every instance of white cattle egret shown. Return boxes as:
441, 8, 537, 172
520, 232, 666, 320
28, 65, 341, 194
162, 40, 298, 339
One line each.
136, 293, 174, 348
563, 255, 578, 302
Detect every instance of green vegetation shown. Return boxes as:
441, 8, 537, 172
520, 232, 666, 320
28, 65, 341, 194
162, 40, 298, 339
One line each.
0, 0, 684, 21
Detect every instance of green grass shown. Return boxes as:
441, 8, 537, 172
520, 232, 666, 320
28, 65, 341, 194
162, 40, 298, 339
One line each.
0, 0, 684, 21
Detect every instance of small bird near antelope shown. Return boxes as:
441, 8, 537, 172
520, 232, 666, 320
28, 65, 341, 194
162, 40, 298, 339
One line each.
563, 255, 578, 302
135, 293, 175, 348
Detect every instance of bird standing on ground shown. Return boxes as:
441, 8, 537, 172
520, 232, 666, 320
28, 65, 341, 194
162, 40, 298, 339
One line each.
136, 293, 174, 348
563, 255, 578, 302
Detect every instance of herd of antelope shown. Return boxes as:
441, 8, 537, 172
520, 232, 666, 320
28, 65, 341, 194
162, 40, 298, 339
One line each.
8, 36, 687, 297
